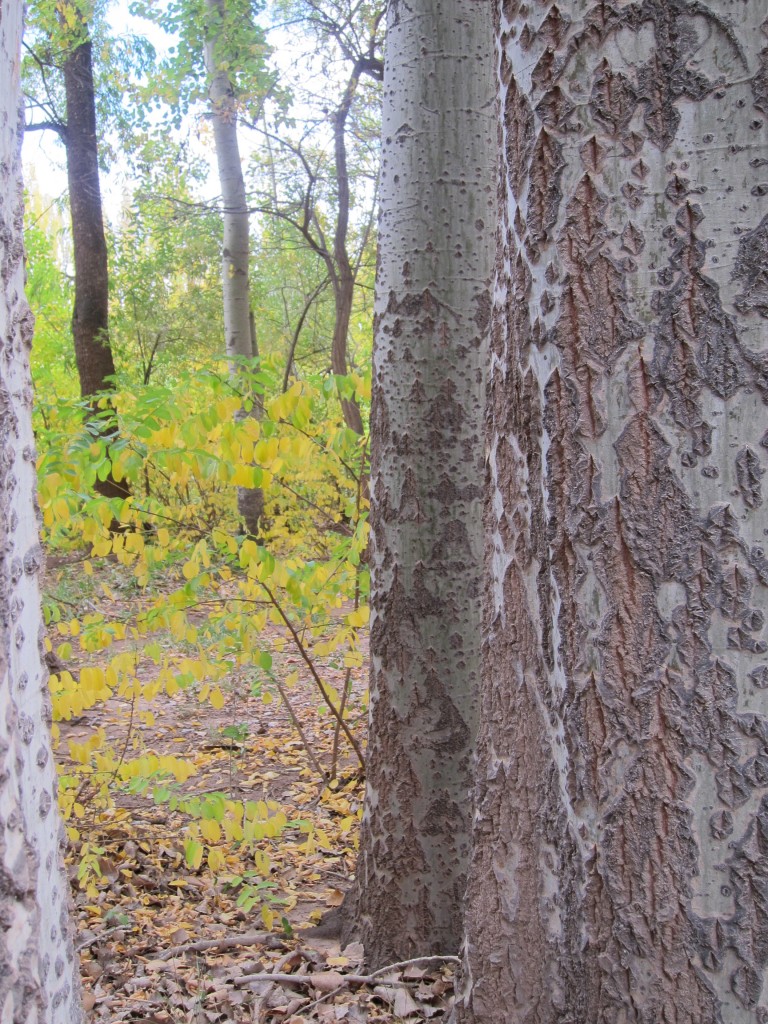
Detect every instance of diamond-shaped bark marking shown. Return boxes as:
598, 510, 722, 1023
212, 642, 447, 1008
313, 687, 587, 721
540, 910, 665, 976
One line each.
734, 214, 768, 318
504, 76, 535, 200
580, 136, 606, 174
737, 450, 765, 509
590, 58, 637, 135
538, 4, 571, 48
558, 175, 609, 270
526, 128, 565, 257
556, 255, 642, 373
536, 86, 576, 130
621, 222, 646, 256
752, 48, 768, 113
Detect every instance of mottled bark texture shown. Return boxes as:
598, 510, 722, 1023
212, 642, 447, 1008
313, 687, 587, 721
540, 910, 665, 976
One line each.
348, 0, 496, 967
1, 3, 84, 1020
63, 25, 127, 503
204, 0, 263, 535
458, 0, 768, 1021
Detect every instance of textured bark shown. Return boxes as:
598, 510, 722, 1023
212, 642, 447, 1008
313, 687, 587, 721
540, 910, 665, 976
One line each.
348, 0, 496, 967
63, 37, 114, 398
459, 0, 768, 1021
204, 0, 263, 535
0, 3, 84, 1020
63, 28, 127, 503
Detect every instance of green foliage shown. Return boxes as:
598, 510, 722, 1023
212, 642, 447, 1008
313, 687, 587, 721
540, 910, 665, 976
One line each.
24, 187, 77, 402
128, 0, 279, 124
23, 0, 157, 162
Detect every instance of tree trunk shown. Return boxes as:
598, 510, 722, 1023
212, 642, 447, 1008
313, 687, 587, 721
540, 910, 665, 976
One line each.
204, 0, 263, 536
63, 26, 127, 503
0, 4, 84, 1019
346, 0, 495, 967
458, 0, 768, 1020
330, 78, 364, 436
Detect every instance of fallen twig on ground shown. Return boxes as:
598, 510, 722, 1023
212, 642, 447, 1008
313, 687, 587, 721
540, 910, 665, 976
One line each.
157, 931, 281, 960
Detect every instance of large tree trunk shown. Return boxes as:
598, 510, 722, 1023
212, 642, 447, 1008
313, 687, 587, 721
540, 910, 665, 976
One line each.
204, 0, 263, 536
459, 0, 768, 1020
347, 0, 495, 967
63, 26, 127, 503
0, 3, 84, 1019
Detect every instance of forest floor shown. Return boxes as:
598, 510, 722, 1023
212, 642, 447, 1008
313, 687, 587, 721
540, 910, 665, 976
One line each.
50, 559, 457, 1024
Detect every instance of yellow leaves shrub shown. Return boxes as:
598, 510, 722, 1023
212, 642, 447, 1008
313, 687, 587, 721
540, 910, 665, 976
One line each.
37, 360, 370, 910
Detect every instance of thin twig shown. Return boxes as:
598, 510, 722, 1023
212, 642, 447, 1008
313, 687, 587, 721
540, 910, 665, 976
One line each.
234, 953, 460, 989
75, 925, 128, 952
257, 578, 365, 768
273, 675, 328, 781
155, 931, 279, 961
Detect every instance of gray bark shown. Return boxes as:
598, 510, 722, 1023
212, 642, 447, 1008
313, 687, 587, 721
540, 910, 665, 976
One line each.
0, 2, 84, 1019
459, 0, 768, 1021
204, 0, 263, 535
348, 0, 496, 967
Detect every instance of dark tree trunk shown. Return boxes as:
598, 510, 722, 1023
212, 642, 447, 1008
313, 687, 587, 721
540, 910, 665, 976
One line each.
63, 37, 114, 398
330, 82, 364, 436
63, 33, 126, 502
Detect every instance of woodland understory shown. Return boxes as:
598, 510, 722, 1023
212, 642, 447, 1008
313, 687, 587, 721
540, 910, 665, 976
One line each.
8, 0, 768, 1019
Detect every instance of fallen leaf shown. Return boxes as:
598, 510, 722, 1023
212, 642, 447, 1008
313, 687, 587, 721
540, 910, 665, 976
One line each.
326, 955, 349, 967
340, 941, 364, 964
393, 986, 421, 1018
311, 970, 345, 993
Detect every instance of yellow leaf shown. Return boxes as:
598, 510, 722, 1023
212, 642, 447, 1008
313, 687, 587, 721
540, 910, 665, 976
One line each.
261, 905, 275, 931
207, 847, 225, 872
347, 605, 369, 628
232, 465, 257, 488
209, 687, 225, 710
201, 819, 222, 843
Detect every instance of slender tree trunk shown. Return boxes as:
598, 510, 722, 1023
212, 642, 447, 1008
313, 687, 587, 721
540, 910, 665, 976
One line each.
204, 0, 263, 536
459, 0, 768, 1020
346, 0, 495, 967
1, 4, 84, 1019
330, 79, 364, 436
63, 25, 127, 503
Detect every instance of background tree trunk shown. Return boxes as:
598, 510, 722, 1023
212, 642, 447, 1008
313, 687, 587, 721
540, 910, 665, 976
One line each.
204, 0, 263, 536
0, 3, 84, 1019
63, 35, 114, 398
347, 0, 495, 967
329, 73, 366, 436
63, 24, 127, 503
459, 0, 768, 1020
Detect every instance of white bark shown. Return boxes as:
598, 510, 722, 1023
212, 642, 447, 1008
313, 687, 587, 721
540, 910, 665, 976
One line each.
204, 0, 263, 535
0, 3, 83, 1020
350, 0, 496, 967
204, 0, 254, 367
459, 0, 768, 1021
